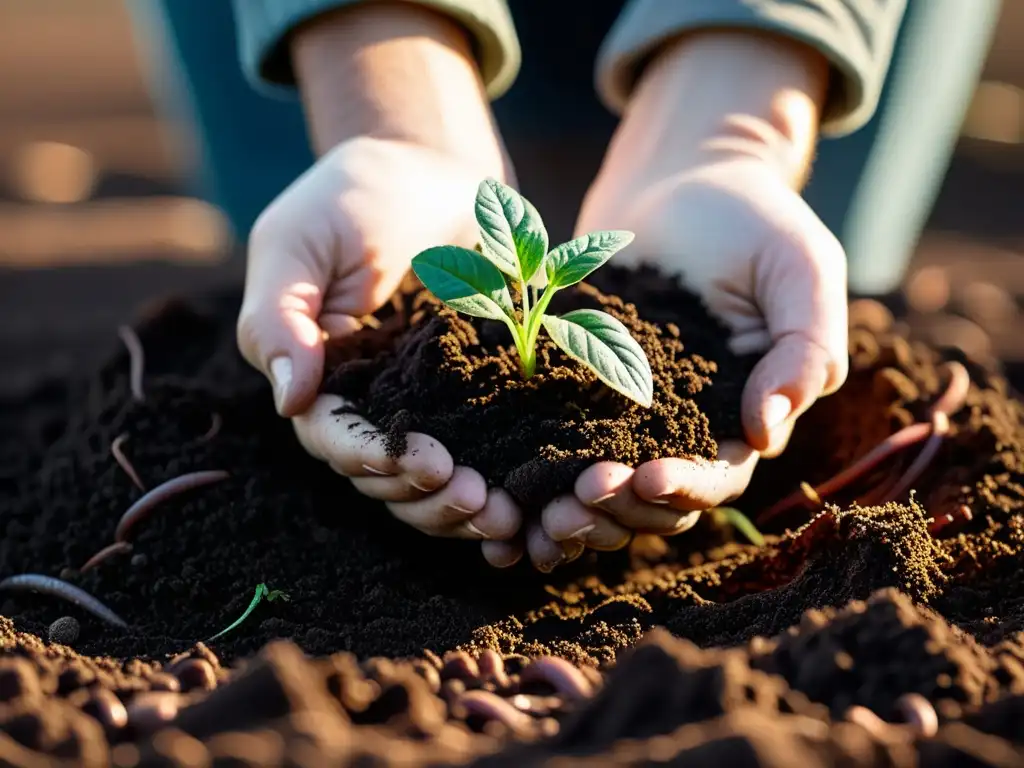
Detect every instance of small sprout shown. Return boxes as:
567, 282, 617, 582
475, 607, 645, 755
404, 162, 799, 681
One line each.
713, 507, 765, 547
411, 179, 654, 407
208, 583, 289, 642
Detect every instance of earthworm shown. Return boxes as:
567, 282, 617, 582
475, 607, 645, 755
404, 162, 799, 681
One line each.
510, 694, 562, 716
519, 657, 594, 701
476, 649, 510, 688
929, 504, 973, 535
117, 325, 145, 402
0, 574, 127, 628
758, 423, 931, 523
930, 361, 971, 418
759, 361, 971, 524
79, 541, 133, 573
114, 470, 229, 543
456, 690, 536, 735
896, 693, 938, 738
199, 413, 222, 443
880, 412, 949, 503
440, 651, 480, 682
110, 433, 145, 491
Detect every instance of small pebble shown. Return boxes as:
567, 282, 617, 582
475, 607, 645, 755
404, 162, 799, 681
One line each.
130, 554, 148, 568
168, 658, 217, 693
146, 673, 181, 693
127, 692, 181, 734
73, 688, 128, 731
0, 659, 41, 702
59, 568, 77, 582
410, 659, 441, 694
48, 616, 80, 646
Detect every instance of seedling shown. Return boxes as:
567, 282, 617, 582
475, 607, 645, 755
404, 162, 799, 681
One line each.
411, 179, 654, 407
208, 582, 289, 641
712, 507, 765, 547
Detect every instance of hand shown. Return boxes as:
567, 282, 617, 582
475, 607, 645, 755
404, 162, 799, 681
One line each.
236, 4, 524, 557
527, 31, 849, 567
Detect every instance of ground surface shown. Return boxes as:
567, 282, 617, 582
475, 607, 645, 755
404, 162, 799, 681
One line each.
0, 291, 1022, 766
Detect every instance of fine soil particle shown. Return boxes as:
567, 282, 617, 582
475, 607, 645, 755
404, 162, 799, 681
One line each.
322, 267, 751, 510
0, 277, 1023, 764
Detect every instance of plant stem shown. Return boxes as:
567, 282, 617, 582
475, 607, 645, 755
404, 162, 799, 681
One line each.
524, 287, 557, 356
518, 277, 535, 377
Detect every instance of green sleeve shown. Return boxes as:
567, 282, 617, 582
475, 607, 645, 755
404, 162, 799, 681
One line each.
596, 0, 908, 136
230, 0, 520, 99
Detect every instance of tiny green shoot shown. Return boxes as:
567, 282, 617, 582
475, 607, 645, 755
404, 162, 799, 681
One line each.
712, 507, 765, 547
208, 582, 290, 641
411, 179, 654, 407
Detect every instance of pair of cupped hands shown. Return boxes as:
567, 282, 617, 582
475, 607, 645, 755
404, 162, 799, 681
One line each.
235, 34, 850, 572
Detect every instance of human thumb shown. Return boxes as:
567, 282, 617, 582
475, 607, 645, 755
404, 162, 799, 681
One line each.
739, 215, 849, 457
236, 249, 329, 418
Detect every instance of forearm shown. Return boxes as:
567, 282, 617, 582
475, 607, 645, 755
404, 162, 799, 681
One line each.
604, 31, 828, 189
290, 1, 507, 171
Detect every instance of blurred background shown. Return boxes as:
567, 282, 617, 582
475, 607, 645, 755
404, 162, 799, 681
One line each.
0, 0, 1022, 399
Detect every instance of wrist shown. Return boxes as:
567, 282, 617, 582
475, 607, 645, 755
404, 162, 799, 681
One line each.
291, 2, 509, 173
604, 30, 828, 189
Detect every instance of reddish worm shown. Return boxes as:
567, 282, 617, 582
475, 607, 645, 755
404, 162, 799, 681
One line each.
0, 574, 127, 628
79, 542, 133, 573
199, 413, 222, 443
520, 657, 594, 701
115, 470, 230, 543
457, 690, 537, 736
759, 361, 970, 524
118, 325, 145, 402
110, 433, 146, 491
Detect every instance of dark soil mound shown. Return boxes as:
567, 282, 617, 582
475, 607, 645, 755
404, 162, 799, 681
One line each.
1, 273, 1023, 765
323, 267, 752, 509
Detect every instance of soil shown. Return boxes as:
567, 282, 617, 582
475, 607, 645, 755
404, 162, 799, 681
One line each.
0, 271, 1022, 765
323, 266, 752, 510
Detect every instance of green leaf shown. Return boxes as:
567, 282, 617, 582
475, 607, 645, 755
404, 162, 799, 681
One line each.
411, 245, 514, 321
475, 179, 549, 282
208, 583, 287, 642
542, 309, 653, 406
545, 231, 634, 288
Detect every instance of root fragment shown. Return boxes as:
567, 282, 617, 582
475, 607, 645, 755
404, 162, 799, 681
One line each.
111, 433, 145, 491
118, 325, 145, 402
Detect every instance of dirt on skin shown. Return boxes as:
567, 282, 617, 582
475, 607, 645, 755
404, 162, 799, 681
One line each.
322, 266, 752, 510
0, 274, 1023, 764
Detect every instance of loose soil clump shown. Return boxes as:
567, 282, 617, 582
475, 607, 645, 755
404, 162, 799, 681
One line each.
323, 266, 751, 510
0, 271, 1022, 765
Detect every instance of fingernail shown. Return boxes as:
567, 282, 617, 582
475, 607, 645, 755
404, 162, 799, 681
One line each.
448, 504, 476, 516
465, 522, 490, 539
409, 480, 433, 492
269, 357, 293, 414
649, 496, 672, 505
564, 541, 586, 563
536, 556, 563, 574
765, 393, 792, 430
361, 464, 394, 477
585, 492, 615, 508
567, 524, 596, 542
